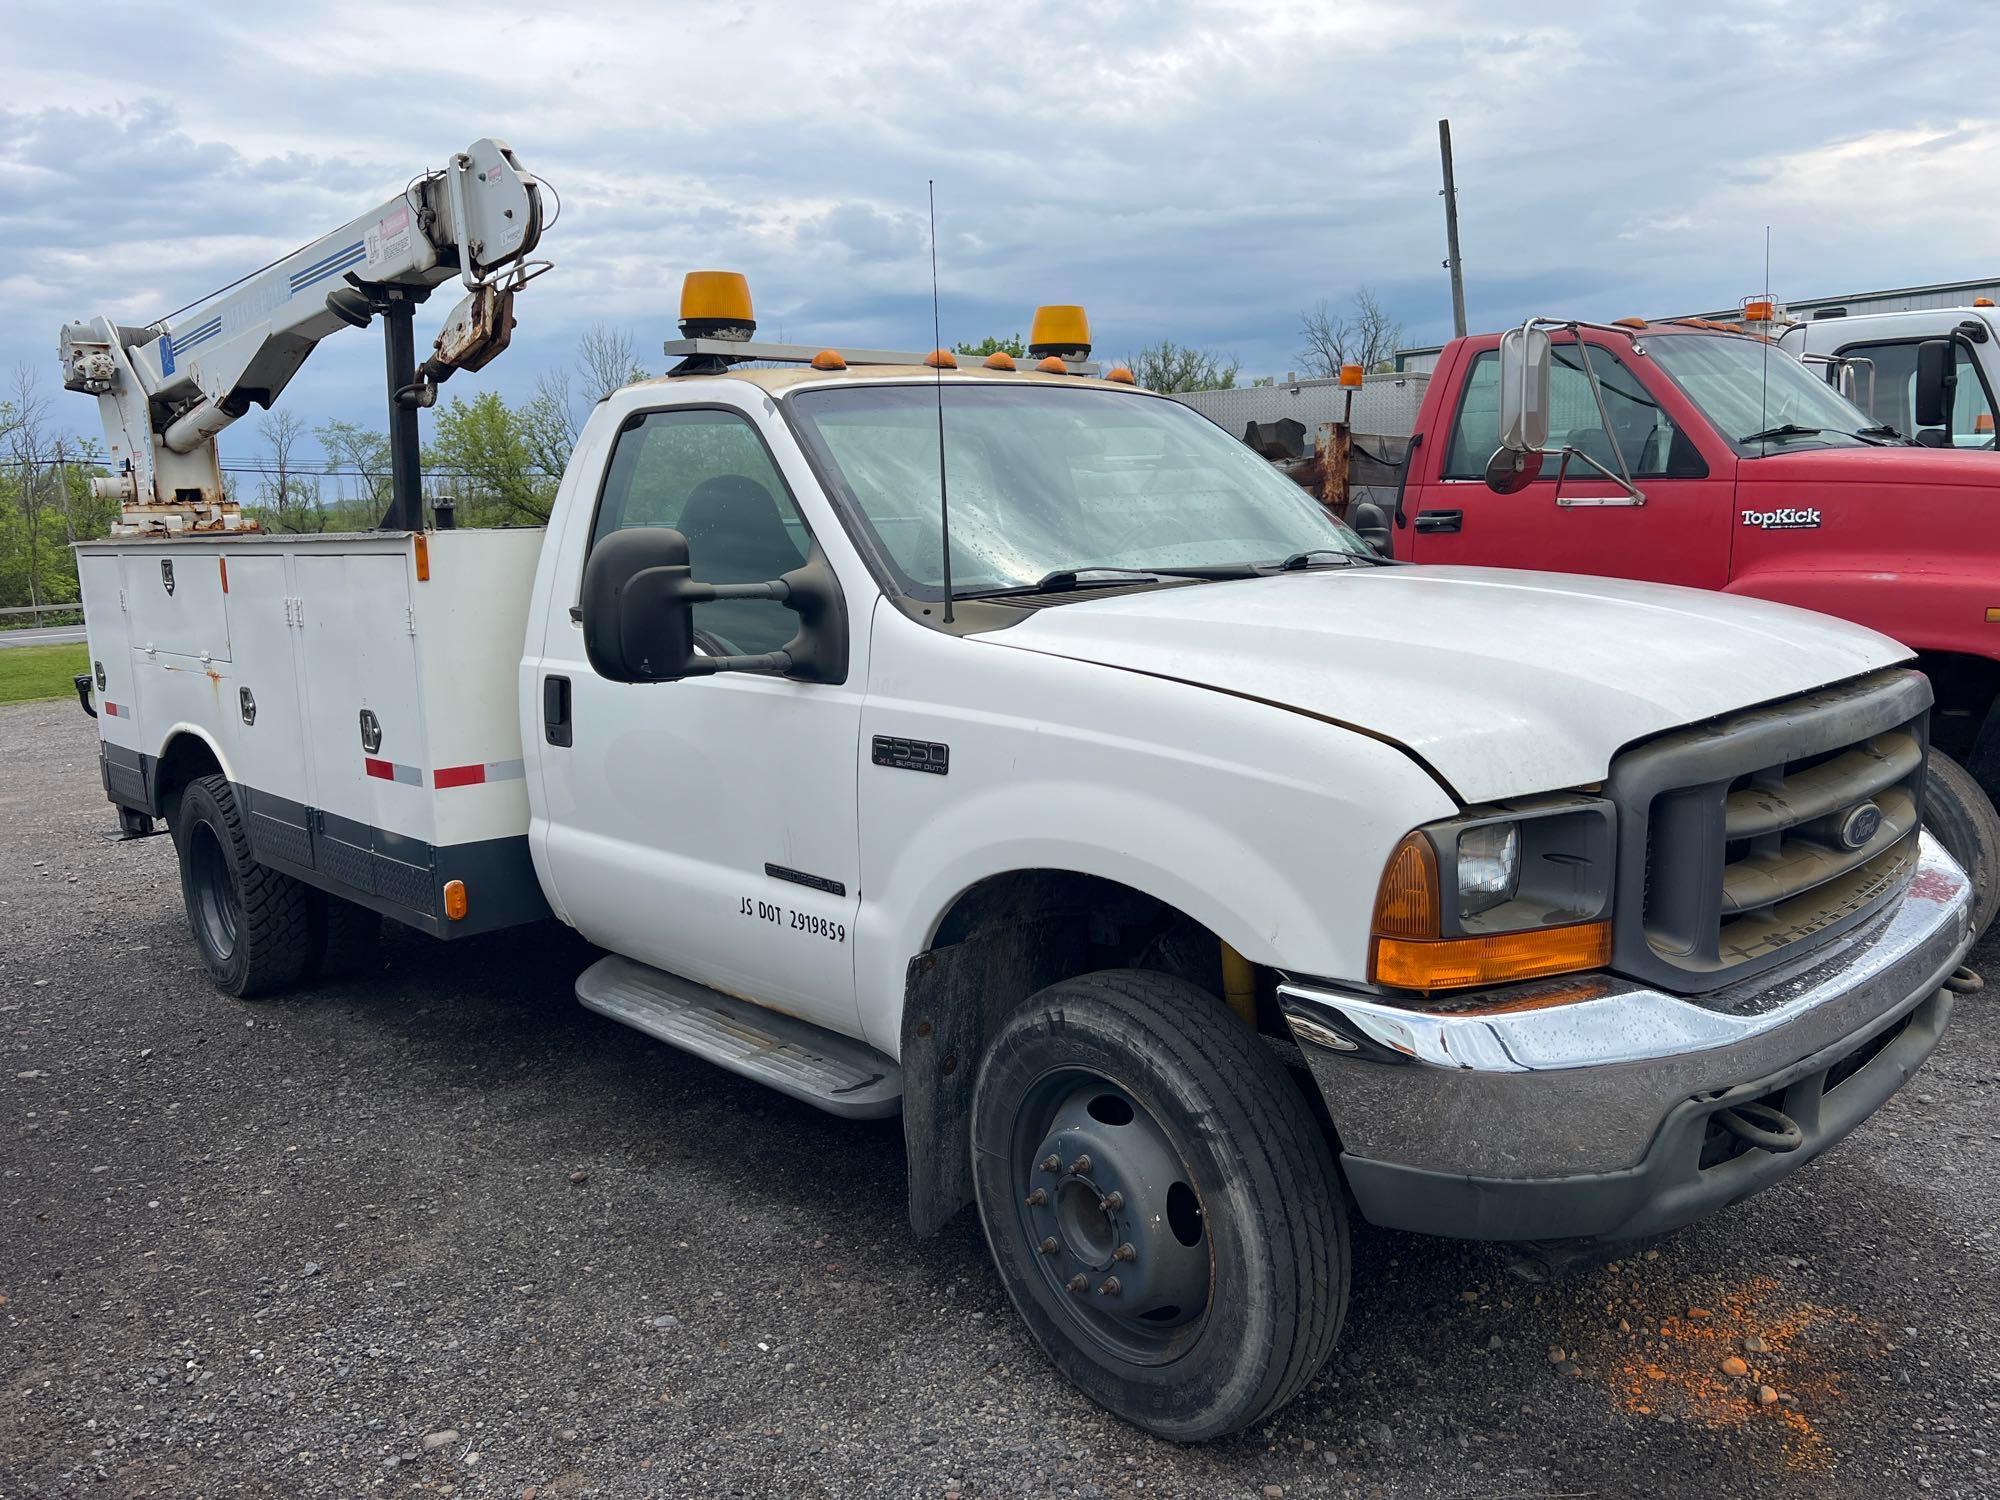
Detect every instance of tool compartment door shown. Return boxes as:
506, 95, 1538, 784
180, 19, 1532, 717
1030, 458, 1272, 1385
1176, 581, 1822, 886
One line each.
123, 549, 232, 662
223, 552, 315, 867
294, 550, 434, 906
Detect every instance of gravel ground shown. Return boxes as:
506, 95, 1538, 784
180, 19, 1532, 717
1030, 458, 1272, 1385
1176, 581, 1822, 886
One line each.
3, 693, 1997, 1499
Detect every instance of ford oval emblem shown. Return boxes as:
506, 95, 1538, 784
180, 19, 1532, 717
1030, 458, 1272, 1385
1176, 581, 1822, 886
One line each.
1838, 801, 1883, 851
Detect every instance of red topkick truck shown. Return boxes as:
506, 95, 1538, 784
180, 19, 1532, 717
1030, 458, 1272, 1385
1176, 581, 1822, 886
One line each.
1334, 316, 2000, 931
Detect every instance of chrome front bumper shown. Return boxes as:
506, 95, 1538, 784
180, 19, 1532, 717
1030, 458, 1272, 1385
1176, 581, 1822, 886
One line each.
1278, 830, 1974, 1242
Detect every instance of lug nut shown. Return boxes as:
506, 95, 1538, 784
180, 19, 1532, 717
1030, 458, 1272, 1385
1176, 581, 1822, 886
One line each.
1069, 1154, 1092, 1175
1040, 1236, 1059, 1255
1039, 1154, 1061, 1173
1113, 1242, 1137, 1263
1097, 1277, 1121, 1296
1099, 1191, 1124, 1213
1025, 1188, 1048, 1207
1066, 1274, 1088, 1294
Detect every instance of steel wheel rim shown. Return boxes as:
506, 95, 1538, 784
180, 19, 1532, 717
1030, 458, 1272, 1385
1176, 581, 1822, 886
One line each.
1007, 1067, 1213, 1366
189, 823, 241, 960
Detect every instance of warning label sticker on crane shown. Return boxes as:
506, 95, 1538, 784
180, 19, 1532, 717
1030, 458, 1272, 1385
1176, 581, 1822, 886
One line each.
366, 206, 414, 269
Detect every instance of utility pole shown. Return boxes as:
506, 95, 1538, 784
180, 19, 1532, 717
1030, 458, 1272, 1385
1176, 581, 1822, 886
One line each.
1438, 118, 1467, 338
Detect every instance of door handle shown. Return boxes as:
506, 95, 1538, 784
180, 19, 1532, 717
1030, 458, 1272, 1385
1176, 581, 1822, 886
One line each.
543, 674, 573, 748
1414, 508, 1463, 533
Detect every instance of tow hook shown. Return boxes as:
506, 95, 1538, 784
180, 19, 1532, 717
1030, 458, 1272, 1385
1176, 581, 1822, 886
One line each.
73, 673, 96, 719
1944, 965, 1984, 996
1713, 1100, 1804, 1155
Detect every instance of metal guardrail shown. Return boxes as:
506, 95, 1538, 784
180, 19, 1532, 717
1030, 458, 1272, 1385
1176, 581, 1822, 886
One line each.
0, 603, 84, 625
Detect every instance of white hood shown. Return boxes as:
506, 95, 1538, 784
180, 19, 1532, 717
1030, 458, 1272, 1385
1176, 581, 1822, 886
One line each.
985, 565, 1911, 804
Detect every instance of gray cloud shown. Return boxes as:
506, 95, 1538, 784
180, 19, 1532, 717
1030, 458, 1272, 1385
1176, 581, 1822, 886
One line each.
0, 0, 1988, 452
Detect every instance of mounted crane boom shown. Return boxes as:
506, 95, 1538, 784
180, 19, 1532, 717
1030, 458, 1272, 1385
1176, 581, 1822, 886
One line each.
58, 137, 549, 534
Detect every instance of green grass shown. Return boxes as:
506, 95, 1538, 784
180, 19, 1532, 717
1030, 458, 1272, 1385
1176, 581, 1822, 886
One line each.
0, 643, 90, 705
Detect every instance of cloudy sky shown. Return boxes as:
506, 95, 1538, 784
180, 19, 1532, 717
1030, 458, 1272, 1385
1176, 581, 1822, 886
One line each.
3, 0, 1990, 459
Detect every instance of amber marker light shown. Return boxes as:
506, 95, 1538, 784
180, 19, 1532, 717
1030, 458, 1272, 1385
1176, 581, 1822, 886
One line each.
810, 349, 848, 371
1338, 363, 1365, 388
443, 880, 469, 922
983, 351, 1017, 370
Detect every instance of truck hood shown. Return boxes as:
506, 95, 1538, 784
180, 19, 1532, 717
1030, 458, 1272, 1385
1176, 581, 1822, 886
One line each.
986, 565, 1910, 804
1743, 443, 2000, 489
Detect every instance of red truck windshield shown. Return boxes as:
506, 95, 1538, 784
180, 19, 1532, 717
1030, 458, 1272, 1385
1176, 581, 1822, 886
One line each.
1647, 333, 1881, 452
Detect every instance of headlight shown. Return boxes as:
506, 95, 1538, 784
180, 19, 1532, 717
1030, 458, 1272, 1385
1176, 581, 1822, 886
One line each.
1369, 798, 1615, 991
1456, 823, 1520, 914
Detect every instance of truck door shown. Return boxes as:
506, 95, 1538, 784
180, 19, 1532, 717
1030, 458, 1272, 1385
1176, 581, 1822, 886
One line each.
531, 404, 864, 1034
1404, 339, 1733, 588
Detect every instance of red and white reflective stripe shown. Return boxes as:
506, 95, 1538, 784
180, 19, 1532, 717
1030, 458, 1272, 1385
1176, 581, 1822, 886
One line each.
362, 756, 525, 789
102, 701, 126, 718
433, 758, 526, 790
363, 756, 424, 786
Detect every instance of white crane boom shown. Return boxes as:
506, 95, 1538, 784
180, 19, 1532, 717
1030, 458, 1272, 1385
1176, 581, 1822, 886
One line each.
58, 137, 549, 534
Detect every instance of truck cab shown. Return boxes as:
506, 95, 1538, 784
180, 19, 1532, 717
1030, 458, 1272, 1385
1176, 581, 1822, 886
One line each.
1389, 318, 2000, 925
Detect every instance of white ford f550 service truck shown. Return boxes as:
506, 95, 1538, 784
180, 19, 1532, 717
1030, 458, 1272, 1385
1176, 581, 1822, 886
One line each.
63, 157, 1978, 1439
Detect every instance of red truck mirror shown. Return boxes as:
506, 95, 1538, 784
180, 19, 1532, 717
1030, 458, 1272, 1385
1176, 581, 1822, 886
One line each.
1496, 324, 1553, 452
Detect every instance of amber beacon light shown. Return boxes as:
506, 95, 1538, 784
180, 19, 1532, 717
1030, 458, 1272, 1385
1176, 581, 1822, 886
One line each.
1028, 304, 1092, 360
679, 270, 756, 341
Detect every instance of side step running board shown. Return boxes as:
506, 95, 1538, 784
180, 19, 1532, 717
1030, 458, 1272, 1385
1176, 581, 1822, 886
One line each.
575, 955, 902, 1119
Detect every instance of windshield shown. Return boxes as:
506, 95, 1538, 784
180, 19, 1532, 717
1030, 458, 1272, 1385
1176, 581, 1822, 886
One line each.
1647, 333, 1881, 452
785, 382, 1371, 597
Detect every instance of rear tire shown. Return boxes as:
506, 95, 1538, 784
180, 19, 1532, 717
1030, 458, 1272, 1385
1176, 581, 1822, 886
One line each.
1926, 750, 2000, 939
970, 969, 1348, 1441
169, 774, 313, 998
307, 892, 383, 980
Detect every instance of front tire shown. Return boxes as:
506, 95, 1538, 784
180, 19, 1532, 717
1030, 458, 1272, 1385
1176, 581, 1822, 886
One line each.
971, 969, 1348, 1441
1926, 750, 2000, 939
170, 775, 313, 998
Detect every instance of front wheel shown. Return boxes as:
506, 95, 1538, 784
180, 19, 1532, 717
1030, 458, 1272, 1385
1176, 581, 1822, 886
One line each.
1926, 750, 2000, 940
971, 969, 1349, 1441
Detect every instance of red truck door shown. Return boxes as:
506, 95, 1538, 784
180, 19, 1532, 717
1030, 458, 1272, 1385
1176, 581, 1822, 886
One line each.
1402, 335, 1735, 589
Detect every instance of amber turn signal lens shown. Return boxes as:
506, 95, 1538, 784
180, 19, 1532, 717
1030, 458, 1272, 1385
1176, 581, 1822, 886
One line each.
443, 879, 468, 922
1372, 832, 1440, 940
1370, 922, 1612, 991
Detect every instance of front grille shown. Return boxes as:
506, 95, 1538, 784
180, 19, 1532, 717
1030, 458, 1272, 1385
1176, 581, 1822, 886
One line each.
1610, 669, 1932, 994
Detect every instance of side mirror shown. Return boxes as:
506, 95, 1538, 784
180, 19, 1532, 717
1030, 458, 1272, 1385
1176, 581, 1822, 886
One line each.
579, 527, 850, 686
1495, 325, 1553, 453
1914, 339, 1955, 429
581, 527, 701, 682
1484, 446, 1544, 494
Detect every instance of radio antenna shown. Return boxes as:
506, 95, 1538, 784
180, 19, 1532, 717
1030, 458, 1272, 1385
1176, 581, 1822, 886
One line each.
929, 179, 954, 624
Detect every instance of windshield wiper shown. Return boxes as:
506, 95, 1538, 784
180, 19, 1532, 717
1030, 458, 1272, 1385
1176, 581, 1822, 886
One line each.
964, 564, 1256, 600
1740, 423, 1824, 444
1852, 424, 1907, 445
1278, 548, 1389, 570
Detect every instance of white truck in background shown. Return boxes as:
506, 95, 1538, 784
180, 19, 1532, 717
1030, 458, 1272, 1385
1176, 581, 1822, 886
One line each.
1780, 303, 2000, 449
63, 148, 1980, 1441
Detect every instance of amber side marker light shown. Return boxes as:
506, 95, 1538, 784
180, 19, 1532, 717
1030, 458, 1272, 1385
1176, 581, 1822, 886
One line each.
1367, 831, 1610, 991
443, 879, 469, 922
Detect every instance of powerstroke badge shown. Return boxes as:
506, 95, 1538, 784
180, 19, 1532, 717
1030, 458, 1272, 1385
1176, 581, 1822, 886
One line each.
1741, 507, 1821, 530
